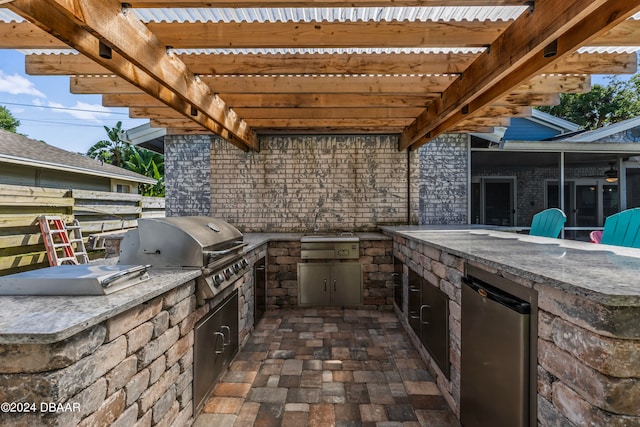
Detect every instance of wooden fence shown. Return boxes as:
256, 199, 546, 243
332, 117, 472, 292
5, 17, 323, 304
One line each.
0, 184, 165, 275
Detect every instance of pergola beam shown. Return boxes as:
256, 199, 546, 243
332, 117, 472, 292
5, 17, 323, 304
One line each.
70, 74, 588, 96
4, 18, 640, 50
103, 93, 434, 109
6, 0, 258, 151
24, 51, 637, 77
130, 107, 426, 120
399, 0, 640, 150
71, 75, 459, 95
143, 20, 508, 49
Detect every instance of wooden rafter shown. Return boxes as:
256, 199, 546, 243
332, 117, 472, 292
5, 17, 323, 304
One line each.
70, 74, 588, 96
151, 117, 413, 129
2, 0, 639, 149
70, 75, 460, 95
6, 0, 258, 151
143, 21, 508, 49
399, 0, 640, 150
129, 107, 426, 120
24, 51, 638, 77
103, 92, 561, 110
4, 18, 640, 50
25, 52, 478, 76
493, 93, 561, 106
103, 93, 434, 109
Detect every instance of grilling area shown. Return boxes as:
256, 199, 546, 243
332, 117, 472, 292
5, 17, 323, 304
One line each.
3, 1, 640, 427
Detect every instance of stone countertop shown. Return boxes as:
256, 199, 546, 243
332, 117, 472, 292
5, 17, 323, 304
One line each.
380, 225, 640, 306
0, 268, 200, 345
0, 232, 389, 345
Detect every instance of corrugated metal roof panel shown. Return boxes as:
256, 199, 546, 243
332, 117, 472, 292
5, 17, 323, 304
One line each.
578, 46, 640, 54
131, 6, 527, 24
18, 49, 78, 55
0, 9, 22, 22
171, 47, 487, 55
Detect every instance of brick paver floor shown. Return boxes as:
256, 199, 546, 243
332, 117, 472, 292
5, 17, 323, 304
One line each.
194, 307, 460, 427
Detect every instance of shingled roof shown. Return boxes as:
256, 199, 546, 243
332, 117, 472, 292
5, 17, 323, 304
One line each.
0, 129, 156, 184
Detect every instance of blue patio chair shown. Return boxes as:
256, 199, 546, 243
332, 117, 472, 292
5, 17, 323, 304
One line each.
529, 208, 566, 238
600, 208, 640, 248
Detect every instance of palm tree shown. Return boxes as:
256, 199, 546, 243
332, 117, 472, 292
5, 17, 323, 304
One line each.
86, 121, 131, 167
124, 146, 165, 196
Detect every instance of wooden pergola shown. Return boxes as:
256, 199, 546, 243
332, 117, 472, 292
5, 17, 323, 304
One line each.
2, 0, 640, 152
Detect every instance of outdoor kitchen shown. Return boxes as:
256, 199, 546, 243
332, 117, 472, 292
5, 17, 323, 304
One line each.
3, 1, 640, 427
1, 214, 640, 426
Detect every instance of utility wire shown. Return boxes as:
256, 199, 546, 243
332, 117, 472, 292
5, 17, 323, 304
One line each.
0, 100, 129, 115
0, 117, 127, 128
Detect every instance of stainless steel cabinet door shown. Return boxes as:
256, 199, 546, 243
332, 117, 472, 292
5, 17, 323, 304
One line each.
298, 263, 331, 305
331, 262, 362, 306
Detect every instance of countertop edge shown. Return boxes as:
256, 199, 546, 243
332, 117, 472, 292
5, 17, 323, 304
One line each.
0, 269, 201, 345
380, 226, 640, 307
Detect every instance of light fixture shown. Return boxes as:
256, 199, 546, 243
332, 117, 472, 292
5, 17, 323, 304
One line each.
605, 162, 618, 183
98, 40, 112, 59
543, 39, 558, 58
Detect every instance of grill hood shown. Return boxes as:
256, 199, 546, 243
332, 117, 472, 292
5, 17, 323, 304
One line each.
119, 216, 244, 268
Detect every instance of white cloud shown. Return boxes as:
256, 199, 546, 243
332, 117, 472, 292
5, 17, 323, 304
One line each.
47, 101, 112, 122
0, 70, 45, 97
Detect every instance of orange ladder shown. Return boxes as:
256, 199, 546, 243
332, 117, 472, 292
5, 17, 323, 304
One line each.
39, 216, 88, 266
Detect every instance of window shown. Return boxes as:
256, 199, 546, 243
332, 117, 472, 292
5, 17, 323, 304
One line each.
116, 183, 131, 194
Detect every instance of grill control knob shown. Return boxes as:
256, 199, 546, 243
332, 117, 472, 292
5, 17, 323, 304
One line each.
213, 273, 225, 286
225, 267, 234, 277
241, 259, 249, 268
233, 263, 241, 273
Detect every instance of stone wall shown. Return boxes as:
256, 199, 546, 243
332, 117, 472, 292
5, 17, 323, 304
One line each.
267, 238, 394, 310
390, 232, 640, 426
535, 284, 640, 426
0, 280, 199, 427
165, 136, 212, 217
164, 134, 421, 231
419, 134, 469, 225
0, 255, 262, 426
391, 233, 464, 417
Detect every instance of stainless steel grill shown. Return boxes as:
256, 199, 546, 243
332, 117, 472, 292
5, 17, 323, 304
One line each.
119, 216, 248, 298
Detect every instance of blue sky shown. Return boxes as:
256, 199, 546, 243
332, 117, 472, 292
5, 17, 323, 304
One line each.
0, 50, 147, 154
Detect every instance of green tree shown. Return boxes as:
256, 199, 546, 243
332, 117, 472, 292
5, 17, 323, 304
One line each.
0, 105, 21, 132
86, 121, 131, 167
124, 147, 165, 196
538, 74, 640, 129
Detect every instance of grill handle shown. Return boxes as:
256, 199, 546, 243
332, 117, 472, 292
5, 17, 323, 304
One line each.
100, 265, 151, 288
203, 242, 248, 259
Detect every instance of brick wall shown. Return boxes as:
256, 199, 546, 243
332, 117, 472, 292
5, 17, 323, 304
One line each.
418, 134, 469, 225
164, 134, 420, 231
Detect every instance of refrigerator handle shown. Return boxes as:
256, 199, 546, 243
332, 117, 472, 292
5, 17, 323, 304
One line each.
419, 304, 430, 325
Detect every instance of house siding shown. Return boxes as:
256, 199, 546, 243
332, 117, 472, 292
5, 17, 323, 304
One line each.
503, 117, 564, 141
0, 163, 110, 191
